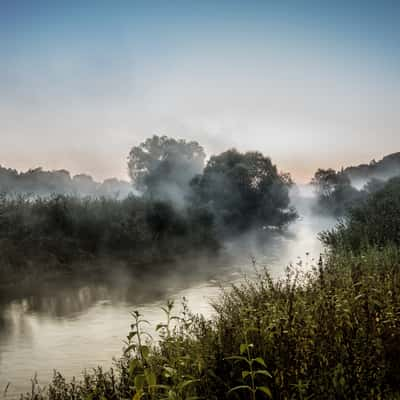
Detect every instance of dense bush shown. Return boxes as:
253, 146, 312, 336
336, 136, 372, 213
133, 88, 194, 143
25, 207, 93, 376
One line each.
0, 194, 219, 283
320, 177, 400, 251
21, 246, 400, 400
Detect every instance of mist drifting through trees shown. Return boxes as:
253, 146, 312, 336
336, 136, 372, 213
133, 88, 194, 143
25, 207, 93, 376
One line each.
2, 136, 400, 400
2, 1, 400, 397
0, 135, 298, 293
2, 137, 400, 291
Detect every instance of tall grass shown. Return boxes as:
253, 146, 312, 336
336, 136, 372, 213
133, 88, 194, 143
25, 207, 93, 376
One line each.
0, 194, 219, 288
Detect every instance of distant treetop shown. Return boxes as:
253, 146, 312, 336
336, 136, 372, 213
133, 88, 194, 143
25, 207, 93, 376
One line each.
0, 165, 133, 198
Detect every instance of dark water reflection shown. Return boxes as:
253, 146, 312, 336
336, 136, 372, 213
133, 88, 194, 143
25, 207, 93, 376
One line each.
0, 212, 334, 398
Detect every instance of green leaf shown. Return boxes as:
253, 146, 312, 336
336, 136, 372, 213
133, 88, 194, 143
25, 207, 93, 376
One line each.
168, 389, 178, 400
254, 357, 267, 368
240, 343, 248, 354
140, 345, 150, 360
254, 370, 272, 378
227, 385, 252, 394
178, 379, 200, 391
150, 384, 170, 391
144, 368, 157, 386
129, 359, 139, 375
133, 390, 143, 400
257, 386, 272, 398
134, 374, 145, 391
242, 371, 251, 379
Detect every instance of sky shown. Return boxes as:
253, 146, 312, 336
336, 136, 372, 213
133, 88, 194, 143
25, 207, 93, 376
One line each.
1, 0, 399, 183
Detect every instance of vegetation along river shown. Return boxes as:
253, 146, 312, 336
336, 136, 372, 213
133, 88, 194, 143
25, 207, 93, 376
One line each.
0, 205, 333, 398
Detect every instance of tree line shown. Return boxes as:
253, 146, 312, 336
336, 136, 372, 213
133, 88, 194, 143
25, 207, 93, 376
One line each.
0, 135, 296, 285
311, 152, 400, 216
0, 165, 134, 198
19, 154, 400, 400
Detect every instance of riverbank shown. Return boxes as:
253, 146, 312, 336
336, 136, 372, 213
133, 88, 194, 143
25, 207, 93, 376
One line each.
10, 244, 400, 400
0, 194, 220, 289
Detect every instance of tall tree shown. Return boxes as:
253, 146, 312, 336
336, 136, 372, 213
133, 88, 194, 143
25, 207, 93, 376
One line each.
191, 149, 296, 233
128, 135, 206, 206
311, 168, 363, 216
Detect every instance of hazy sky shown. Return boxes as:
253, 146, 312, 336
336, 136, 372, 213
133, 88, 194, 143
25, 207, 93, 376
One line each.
1, 0, 399, 182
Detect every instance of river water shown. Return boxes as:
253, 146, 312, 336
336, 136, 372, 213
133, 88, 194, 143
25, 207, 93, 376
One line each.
0, 205, 334, 398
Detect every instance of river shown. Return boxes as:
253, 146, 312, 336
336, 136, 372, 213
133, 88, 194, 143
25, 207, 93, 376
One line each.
0, 203, 334, 398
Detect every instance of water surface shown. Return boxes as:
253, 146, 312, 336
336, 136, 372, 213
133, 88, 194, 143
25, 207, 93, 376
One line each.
0, 213, 333, 398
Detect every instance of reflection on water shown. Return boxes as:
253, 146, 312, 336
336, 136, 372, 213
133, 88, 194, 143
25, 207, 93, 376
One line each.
0, 212, 333, 398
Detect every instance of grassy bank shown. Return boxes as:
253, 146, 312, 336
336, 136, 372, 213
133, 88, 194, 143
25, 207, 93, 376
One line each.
17, 245, 400, 400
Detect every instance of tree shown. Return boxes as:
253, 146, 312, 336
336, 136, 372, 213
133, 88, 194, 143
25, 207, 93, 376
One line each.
311, 168, 363, 216
127, 135, 206, 205
190, 149, 296, 233
311, 168, 350, 197
363, 177, 386, 194
320, 176, 400, 251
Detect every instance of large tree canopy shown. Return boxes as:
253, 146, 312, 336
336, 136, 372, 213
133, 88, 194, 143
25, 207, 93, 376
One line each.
190, 149, 296, 233
128, 135, 205, 205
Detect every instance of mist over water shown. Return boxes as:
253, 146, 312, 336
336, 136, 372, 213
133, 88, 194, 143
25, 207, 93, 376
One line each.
1, 0, 398, 396
0, 187, 335, 398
